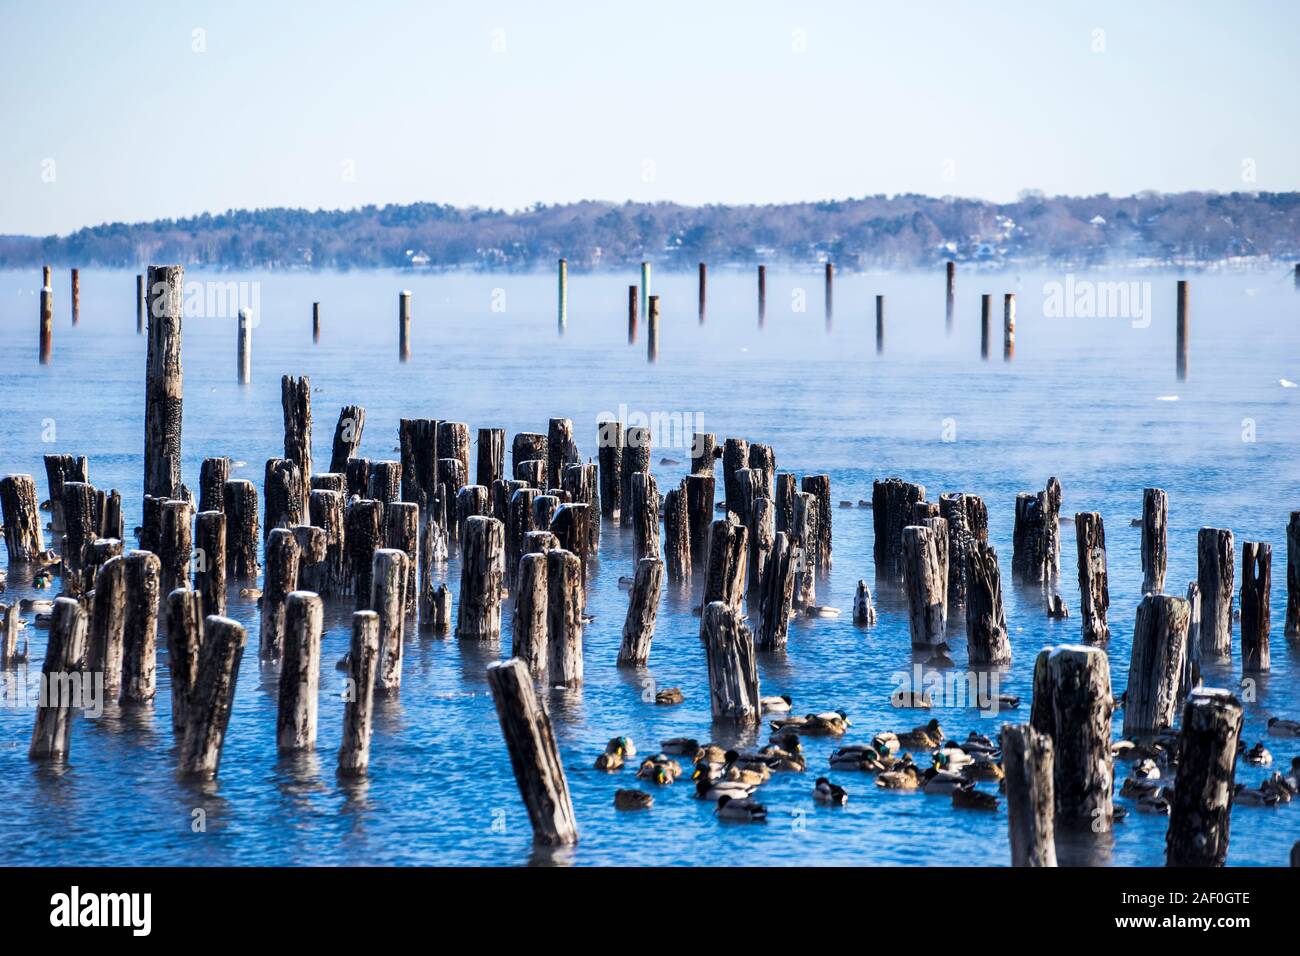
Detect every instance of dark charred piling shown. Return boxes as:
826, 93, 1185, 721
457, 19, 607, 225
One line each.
698, 261, 707, 323
702, 517, 747, 616
691, 432, 716, 475
1176, 280, 1189, 381
259, 528, 301, 660
330, 405, 366, 473
618, 557, 663, 666
398, 290, 412, 362
345, 458, 371, 499
506, 487, 538, 588
198, 457, 229, 514
29, 598, 87, 761
1240, 542, 1271, 673
372, 549, 409, 693
457, 516, 505, 641
532, 494, 559, 533
194, 511, 227, 617
1182, 581, 1203, 700
477, 427, 505, 491
70, 269, 80, 325
1074, 512, 1110, 644
980, 293, 991, 359
1197, 527, 1234, 658
1002, 724, 1057, 867
1141, 488, 1168, 594
872, 478, 924, 583
1124, 594, 1191, 737
1013, 479, 1062, 584
222, 479, 259, 580
281, 375, 312, 504
747, 497, 774, 598
439, 422, 472, 489
264, 458, 304, 537
237, 309, 252, 384
549, 502, 591, 581
177, 615, 247, 780
135, 274, 145, 334
939, 492, 987, 615
157, 499, 193, 611
547, 419, 578, 492
756, 532, 796, 652
385, 501, 420, 614
338, 610, 380, 776
39, 281, 52, 364
312, 302, 320, 343
1165, 688, 1242, 866
965, 542, 1011, 665
308, 489, 346, 596
512, 432, 548, 486
620, 427, 651, 527
1032, 645, 1114, 831
628, 284, 638, 344
902, 525, 945, 648
791, 492, 817, 609
875, 294, 885, 354
663, 484, 691, 585
44, 453, 87, 536
60, 481, 99, 594
486, 658, 579, 847
1287, 512, 1300, 638
100, 489, 124, 542
685, 473, 715, 572
702, 601, 760, 724
144, 265, 184, 500
597, 420, 623, 523
561, 462, 600, 552
121, 550, 161, 704
747, 444, 776, 499
945, 260, 955, 332
291, 526, 327, 598
345, 499, 383, 607
88, 555, 126, 694
165, 589, 204, 737
368, 460, 403, 505
546, 548, 584, 687
398, 418, 439, 511
1003, 293, 1015, 361
630, 472, 660, 563
512, 552, 548, 676
757, 265, 767, 327
722, 438, 749, 520
800, 474, 832, 571
1, 474, 44, 560
140, 495, 161, 555
824, 261, 833, 329
455, 485, 491, 552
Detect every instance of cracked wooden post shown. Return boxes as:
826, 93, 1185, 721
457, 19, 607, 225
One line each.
627, 284, 638, 344
1003, 292, 1015, 361
1287, 512, 1300, 638
264, 458, 304, 537
940, 492, 986, 615
84, 537, 122, 593
747, 496, 774, 598
39, 279, 52, 364
29, 597, 88, 761
560, 463, 600, 553
398, 290, 411, 362
547, 418, 577, 491
945, 260, 955, 333
1166, 688, 1243, 867
618, 557, 663, 666
486, 657, 579, 847
0, 603, 18, 668
1002, 724, 1057, 867
1033, 645, 1114, 831
177, 615, 247, 780
549, 501, 590, 580
702, 601, 760, 724
747, 444, 775, 498
512, 551, 548, 676
647, 295, 660, 362
372, 548, 409, 693
385, 501, 420, 614
757, 264, 766, 327
278, 591, 322, 752
87, 554, 126, 696
722, 438, 749, 519
198, 457, 229, 514
282, 374, 312, 505
965, 542, 1010, 665
661, 483, 690, 586
1124, 593, 1191, 737
506, 486, 538, 589
1141, 488, 1168, 594
620, 426, 650, 527
477, 427, 505, 493
1013, 480, 1061, 584
532, 495, 558, 539
456, 516, 504, 641
546, 548, 583, 687
791, 492, 816, 609
307, 490, 345, 597
330, 405, 366, 472
165, 588, 203, 738
1, 474, 44, 561
1175, 279, 1188, 381
222, 479, 259, 581
100, 491, 124, 542
398, 418, 438, 511
237, 308, 252, 384
260, 528, 300, 661
312, 301, 320, 343
685, 473, 715, 571
61, 481, 98, 594
1182, 581, 1203, 700
630, 471, 660, 563
338, 610, 380, 777
597, 420, 623, 523
136, 273, 145, 334
345, 499, 383, 606
45, 453, 88, 536
439, 421, 471, 489
121, 550, 161, 704
158, 498, 193, 605
1075, 512, 1109, 644
1197, 527, 1234, 658
873, 477, 924, 583
345, 459, 372, 499
702, 517, 747, 617
756, 531, 796, 652
368, 459, 402, 505
1240, 541, 1271, 673
557, 257, 567, 334
902, 525, 944, 648
800, 474, 832, 571
691, 431, 716, 475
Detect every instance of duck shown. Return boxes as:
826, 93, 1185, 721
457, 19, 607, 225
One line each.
660, 737, 698, 756
696, 775, 756, 802
239, 587, 262, 600
761, 694, 793, 713
594, 750, 624, 771
951, 782, 998, 811
759, 735, 806, 772
1232, 783, 1280, 807
813, 777, 849, 805
872, 732, 901, 756
1285, 757, 1300, 792
723, 751, 771, 785
1120, 776, 1164, 800
1133, 758, 1161, 780
19, 598, 54, 614
715, 794, 767, 822
960, 731, 999, 755
1244, 742, 1272, 766
636, 755, 681, 784
925, 642, 956, 668
606, 736, 636, 757
614, 789, 654, 810
994, 694, 1021, 710
1135, 790, 1171, 814
33, 571, 52, 590
1261, 773, 1293, 803
694, 743, 729, 765
922, 767, 967, 794
933, 744, 973, 771
829, 747, 891, 772
961, 756, 1004, 782
654, 687, 684, 705
898, 719, 943, 751
1267, 717, 1300, 738
891, 689, 934, 709
876, 765, 922, 791
617, 576, 634, 589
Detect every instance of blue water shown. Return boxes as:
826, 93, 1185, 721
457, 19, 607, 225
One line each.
1, 265, 1298, 866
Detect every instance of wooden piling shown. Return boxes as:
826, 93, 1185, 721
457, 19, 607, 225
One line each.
756, 531, 796, 652
135, 273, 145, 334
647, 295, 660, 363
29, 597, 88, 761
39, 281, 52, 364
456, 516, 504, 640
222, 479, 259, 580
627, 284, 638, 344
281, 375, 312, 504
399, 290, 412, 362
43, 453, 87, 536
1288, 511, 1300, 638
338, 610, 380, 776
512, 552, 548, 676
277, 591, 322, 751
194, 510, 227, 618
685, 473, 715, 571
824, 261, 833, 329
1075, 512, 1110, 644
702, 517, 747, 616
597, 420, 623, 523
1003, 293, 1015, 361
330, 405, 366, 473
177, 615, 247, 780
546, 548, 584, 686
1141, 488, 1168, 594
875, 294, 884, 354
259, 528, 301, 661
560, 462, 600, 552
486, 658, 579, 846
70, 268, 80, 326
549, 501, 590, 580
800, 474, 832, 571
60, 481, 98, 594
1012, 479, 1062, 583
165, 589, 203, 737
87, 555, 126, 695
640, 261, 651, 328
308, 490, 346, 596
1001, 724, 1057, 867
1, 474, 44, 560
1240, 542, 1271, 673
312, 301, 320, 343
630, 471, 660, 562
965, 542, 1011, 664
477, 427, 505, 492
121, 550, 161, 704
698, 261, 706, 323
1032, 645, 1114, 830
945, 260, 955, 333
546, 418, 577, 495
721, 437, 749, 520
702, 601, 760, 724
791, 492, 817, 609
747, 496, 774, 597
980, 293, 990, 359
368, 459, 403, 505
386, 501, 420, 613
557, 258, 567, 334
757, 264, 767, 327
872, 477, 924, 582
345, 498, 383, 606
198, 457, 229, 514
660, 484, 690, 585
902, 525, 945, 648
506, 486, 538, 587
1197, 527, 1234, 657
1176, 279, 1188, 381
1124, 594, 1191, 737
372, 548, 409, 693
144, 265, 184, 499
618, 557, 663, 666
157, 499, 193, 610
237, 308, 252, 384
621, 427, 650, 527
264, 458, 304, 538
1165, 688, 1243, 866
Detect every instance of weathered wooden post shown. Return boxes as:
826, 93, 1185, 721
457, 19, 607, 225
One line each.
165, 589, 203, 737
980, 293, 990, 359
965, 542, 1011, 664
546, 418, 577, 494
800, 474, 832, 571
121, 550, 161, 704
1141, 487, 1168, 594
721, 437, 748, 519
1286, 512, 1300, 639
549, 502, 590, 579
1175, 279, 1188, 381
702, 601, 760, 724
875, 294, 884, 354
399, 290, 412, 362
1183, 581, 1203, 699
621, 426, 650, 527
639, 261, 651, 327
698, 261, 706, 323
647, 295, 660, 363
1, 474, 44, 560
627, 284, 638, 344
702, 517, 747, 616
338, 610, 380, 776
1003, 292, 1015, 361
1124, 594, 1190, 737
1197, 527, 1234, 658
70, 268, 80, 326
194, 511, 227, 618
39, 279, 52, 364
902, 525, 945, 648
944, 260, 955, 333
368, 459, 402, 505
617, 557, 663, 666
282, 375, 312, 504
1033, 645, 1114, 830
477, 427, 505, 492
177, 615, 247, 780
824, 261, 833, 329
309, 489, 346, 595
756, 531, 796, 651
486, 658, 579, 846
198, 457, 229, 514
685, 473, 714, 571
60, 481, 98, 594
1002, 724, 1057, 867
456, 516, 504, 640
1012, 478, 1062, 584
0, 603, 18, 668
872, 477, 924, 582
330, 405, 366, 472
237, 308, 252, 384
1075, 512, 1109, 644
757, 264, 767, 328
44, 453, 87, 536
746, 497, 773, 597
546, 548, 583, 686
560, 463, 600, 552
277, 591, 322, 752
385, 501, 420, 613
260, 528, 301, 661
791, 492, 817, 609
144, 265, 184, 500
1166, 688, 1243, 867
135, 273, 145, 334
372, 548, 408, 693
1240, 541, 1271, 673
88, 555, 126, 695
29, 598, 88, 761
557, 257, 567, 334
312, 301, 320, 343
630, 471, 660, 562
264, 458, 304, 537
157, 499, 193, 614
512, 552, 548, 676
506, 486, 538, 587
597, 420, 623, 523
222, 479, 259, 580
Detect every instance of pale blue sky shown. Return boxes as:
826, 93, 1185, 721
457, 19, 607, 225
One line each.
2, 0, 1296, 236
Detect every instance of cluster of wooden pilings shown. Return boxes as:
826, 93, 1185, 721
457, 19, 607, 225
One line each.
6, 261, 1295, 865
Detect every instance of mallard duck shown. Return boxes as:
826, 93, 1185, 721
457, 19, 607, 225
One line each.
636, 756, 681, 784
933, 744, 973, 771
34, 612, 53, 629
961, 732, 999, 754
595, 750, 624, 771
758, 736, 806, 772
898, 719, 943, 751
813, 777, 849, 805
617, 576, 635, 589
1267, 717, 1300, 738
239, 587, 262, 600
1133, 758, 1161, 780
694, 743, 729, 765
891, 689, 934, 709
1120, 776, 1163, 800
715, 794, 767, 821
799, 710, 850, 735
1135, 790, 1171, 814
1261, 773, 1293, 803
872, 732, 901, 755
1244, 742, 1272, 766
995, 694, 1020, 710
761, 694, 793, 713
951, 782, 998, 810
696, 775, 755, 802
1232, 784, 1280, 807
614, 789, 653, 810
961, 755, 1004, 782
654, 687, 684, 705
19, 598, 54, 614
33, 571, 52, 590
660, 737, 698, 756
876, 765, 921, 790
829, 746, 890, 772
922, 767, 966, 794
606, 736, 636, 757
